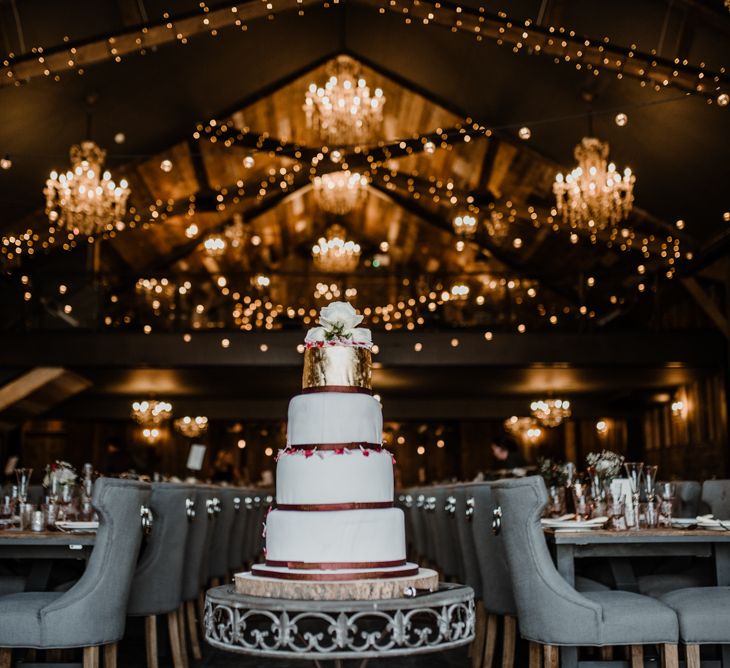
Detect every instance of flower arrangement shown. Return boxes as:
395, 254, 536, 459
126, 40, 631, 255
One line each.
43, 460, 77, 488
585, 450, 624, 483
538, 457, 568, 487
304, 302, 372, 348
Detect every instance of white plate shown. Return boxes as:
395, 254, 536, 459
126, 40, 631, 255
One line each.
542, 517, 607, 529
671, 518, 697, 526
55, 521, 98, 531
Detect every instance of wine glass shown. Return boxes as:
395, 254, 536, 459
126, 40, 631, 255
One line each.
15, 468, 33, 504
624, 462, 643, 530
656, 481, 676, 526
571, 483, 593, 520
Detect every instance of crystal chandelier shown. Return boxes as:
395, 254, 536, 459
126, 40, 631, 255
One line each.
313, 171, 368, 214
453, 214, 478, 237
450, 282, 470, 300
304, 56, 385, 145
504, 416, 543, 444
553, 137, 635, 231
311, 224, 361, 273
45, 141, 130, 236
174, 416, 208, 438
530, 398, 571, 427
131, 400, 173, 425
135, 277, 176, 309
141, 426, 162, 444
203, 234, 226, 257
485, 210, 510, 241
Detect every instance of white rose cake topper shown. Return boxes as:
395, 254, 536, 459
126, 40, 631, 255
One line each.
304, 301, 372, 348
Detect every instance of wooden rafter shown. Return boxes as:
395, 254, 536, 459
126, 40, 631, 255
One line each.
0, 0, 325, 87
368, 176, 584, 309
358, 0, 728, 101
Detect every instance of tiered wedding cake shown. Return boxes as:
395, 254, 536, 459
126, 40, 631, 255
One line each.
250, 302, 419, 583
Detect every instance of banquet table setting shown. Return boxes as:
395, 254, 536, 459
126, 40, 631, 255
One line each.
0, 0, 729, 666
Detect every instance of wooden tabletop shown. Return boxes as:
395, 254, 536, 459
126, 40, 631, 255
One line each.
0, 529, 96, 546
545, 527, 730, 543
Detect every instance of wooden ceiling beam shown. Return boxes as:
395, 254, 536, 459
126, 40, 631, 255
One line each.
0, 0, 325, 88
137, 172, 311, 275
357, 0, 728, 101
368, 177, 584, 309
681, 277, 730, 338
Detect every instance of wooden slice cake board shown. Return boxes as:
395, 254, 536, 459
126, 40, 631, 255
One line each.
235, 567, 439, 601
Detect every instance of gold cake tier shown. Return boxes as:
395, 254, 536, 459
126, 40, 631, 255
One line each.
302, 345, 372, 392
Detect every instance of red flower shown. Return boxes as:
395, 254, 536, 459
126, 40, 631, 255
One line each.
335, 448, 345, 455
304, 449, 314, 458
361, 447, 370, 457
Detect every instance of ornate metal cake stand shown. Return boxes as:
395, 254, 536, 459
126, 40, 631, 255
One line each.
204, 583, 475, 666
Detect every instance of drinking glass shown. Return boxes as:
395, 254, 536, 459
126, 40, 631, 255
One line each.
640, 501, 660, 529
546, 486, 566, 517
48, 475, 61, 504
571, 483, 593, 520
656, 482, 675, 526
624, 462, 643, 531
18, 503, 34, 531
564, 463, 577, 487
15, 468, 33, 504
643, 465, 659, 503
0, 496, 14, 529
607, 497, 627, 531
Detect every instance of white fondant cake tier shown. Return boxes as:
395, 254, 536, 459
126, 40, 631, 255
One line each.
276, 449, 393, 505
287, 393, 382, 446
265, 508, 406, 566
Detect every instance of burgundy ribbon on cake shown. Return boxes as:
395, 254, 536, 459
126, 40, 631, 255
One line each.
287, 442, 382, 452
251, 565, 419, 581
302, 385, 373, 395
265, 558, 407, 570
276, 501, 394, 511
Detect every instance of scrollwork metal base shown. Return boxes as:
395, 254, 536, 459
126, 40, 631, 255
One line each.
204, 583, 475, 661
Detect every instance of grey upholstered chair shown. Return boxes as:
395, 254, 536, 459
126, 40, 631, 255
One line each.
127, 482, 193, 668
0, 478, 150, 668
701, 479, 730, 518
658, 586, 730, 665
207, 486, 236, 586
420, 490, 438, 568
659, 480, 701, 518
470, 481, 519, 668
453, 485, 486, 668
493, 476, 680, 667
408, 489, 427, 561
180, 486, 213, 661
227, 487, 249, 573
431, 486, 462, 580
242, 493, 263, 566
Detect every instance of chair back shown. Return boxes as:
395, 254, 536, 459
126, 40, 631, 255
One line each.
181, 487, 211, 602
127, 483, 192, 617
493, 476, 601, 644
227, 487, 249, 572
408, 489, 427, 560
453, 485, 482, 598
430, 486, 456, 576
198, 487, 219, 587
442, 485, 466, 581
41, 478, 151, 646
701, 479, 730, 519
470, 481, 514, 614
208, 486, 236, 580
660, 480, 701, 518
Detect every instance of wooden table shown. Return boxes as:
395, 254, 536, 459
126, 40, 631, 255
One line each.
545, 528, 730, 668
0, 529, 96, 591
